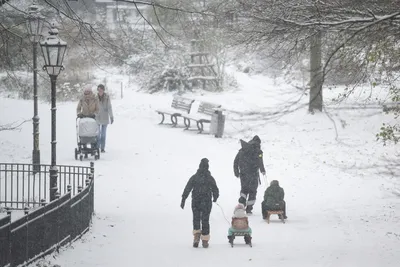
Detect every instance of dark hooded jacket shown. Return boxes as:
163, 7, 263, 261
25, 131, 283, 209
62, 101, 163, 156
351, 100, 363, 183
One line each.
182, 158, 219, 202
233, 137, 266, 178
264, 180, 285, 207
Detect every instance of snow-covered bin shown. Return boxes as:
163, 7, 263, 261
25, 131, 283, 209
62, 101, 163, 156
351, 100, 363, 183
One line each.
210, 108, 225, 138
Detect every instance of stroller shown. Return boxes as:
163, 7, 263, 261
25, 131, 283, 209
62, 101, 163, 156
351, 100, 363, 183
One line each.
75, 115, 100, 160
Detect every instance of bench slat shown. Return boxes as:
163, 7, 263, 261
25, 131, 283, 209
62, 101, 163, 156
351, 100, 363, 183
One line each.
156, 108, 182, 115
170, 96, 194, 113
198, 102, 222, 116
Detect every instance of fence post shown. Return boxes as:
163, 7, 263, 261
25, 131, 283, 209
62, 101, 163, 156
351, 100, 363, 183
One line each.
90, 162, 94, 178
55, 192, 60, 199
121, 82, 123, 99
89, 162, 95, 216
24, 207, 29, 216
5, 207, 11, 267
6, 207, 11, 217
40, 199, 46, 206
24, 206, 29, 261
67, 185, 72, 193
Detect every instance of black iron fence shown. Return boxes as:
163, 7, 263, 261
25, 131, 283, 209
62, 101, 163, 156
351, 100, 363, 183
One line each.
0, 162, 95, 267
0, 163, 92, 210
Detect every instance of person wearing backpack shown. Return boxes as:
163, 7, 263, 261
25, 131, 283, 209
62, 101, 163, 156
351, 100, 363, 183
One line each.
233, 135, 266, 215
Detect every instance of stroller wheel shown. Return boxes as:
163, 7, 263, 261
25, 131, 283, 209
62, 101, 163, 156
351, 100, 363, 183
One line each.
79, 155, 83, 161
74, 148, 79, 160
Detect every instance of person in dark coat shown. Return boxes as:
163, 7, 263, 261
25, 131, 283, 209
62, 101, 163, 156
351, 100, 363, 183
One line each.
181, 158, 219, 248
233, 135, 266, 214
261, 180, 287, 219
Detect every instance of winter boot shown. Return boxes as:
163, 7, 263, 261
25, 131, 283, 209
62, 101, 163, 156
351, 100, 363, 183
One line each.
201, 234, 210, 248
278, 214, 288, 220
246, 205, 253, 215
244, 235, 252, 245
193, 230, 201, 248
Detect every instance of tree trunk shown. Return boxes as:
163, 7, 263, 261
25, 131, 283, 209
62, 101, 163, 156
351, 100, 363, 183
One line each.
309, 31, 323, 113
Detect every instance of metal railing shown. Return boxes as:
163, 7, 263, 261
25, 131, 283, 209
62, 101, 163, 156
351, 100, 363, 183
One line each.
0, 162, 93, 210
0, 162, 95, 267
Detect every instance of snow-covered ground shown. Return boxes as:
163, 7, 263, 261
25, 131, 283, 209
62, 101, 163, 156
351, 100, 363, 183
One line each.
1, 70, 400, 267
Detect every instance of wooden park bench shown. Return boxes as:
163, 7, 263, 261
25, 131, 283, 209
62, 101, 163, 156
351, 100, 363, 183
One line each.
155, 96, 195, 127
181, 101, 222, 133
266, 210, 285, 224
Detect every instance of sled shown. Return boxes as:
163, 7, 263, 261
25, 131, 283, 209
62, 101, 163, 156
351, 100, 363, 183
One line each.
265, 210, 285, 224
228, 232, 252, 248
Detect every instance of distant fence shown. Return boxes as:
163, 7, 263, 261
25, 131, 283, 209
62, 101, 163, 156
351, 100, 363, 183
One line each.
0, 163, 92, 210
0, 162, 95, 267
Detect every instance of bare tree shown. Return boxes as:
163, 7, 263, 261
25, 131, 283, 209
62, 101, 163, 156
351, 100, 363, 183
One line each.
215, 0, 400, 110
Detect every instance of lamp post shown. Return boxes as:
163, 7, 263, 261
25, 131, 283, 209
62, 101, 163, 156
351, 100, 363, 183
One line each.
40, 24, 67, 201
26, 3, 44, 174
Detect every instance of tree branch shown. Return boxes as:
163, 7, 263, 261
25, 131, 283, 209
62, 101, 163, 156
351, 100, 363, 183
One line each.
0, 119, 29, 131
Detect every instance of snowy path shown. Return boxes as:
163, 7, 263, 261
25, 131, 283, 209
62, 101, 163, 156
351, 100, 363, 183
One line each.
52, 92, 400, 266
1, 75, 400, 266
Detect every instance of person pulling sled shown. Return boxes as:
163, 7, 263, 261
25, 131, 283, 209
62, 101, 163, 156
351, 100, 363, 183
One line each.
227, 197, 252, 247
181, 158, 219, 248
233, 135, 266, 215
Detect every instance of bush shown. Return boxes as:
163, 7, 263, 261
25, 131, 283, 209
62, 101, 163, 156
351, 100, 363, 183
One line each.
148, 66, 192, 94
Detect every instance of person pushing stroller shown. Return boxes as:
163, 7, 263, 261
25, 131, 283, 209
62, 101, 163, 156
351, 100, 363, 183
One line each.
75, 86, 100, 159
76, 86, 99, 119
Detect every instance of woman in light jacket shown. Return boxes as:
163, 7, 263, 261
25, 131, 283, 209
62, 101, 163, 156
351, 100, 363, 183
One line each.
76, 87, 99, 118
96, 84, 114, 153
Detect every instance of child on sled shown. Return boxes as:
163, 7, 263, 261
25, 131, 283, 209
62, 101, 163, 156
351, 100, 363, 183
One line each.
227, 197, 252, 246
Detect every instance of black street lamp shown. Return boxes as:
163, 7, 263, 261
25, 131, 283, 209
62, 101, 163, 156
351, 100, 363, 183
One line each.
26, 3, 44, 174
40, 24, 67, 201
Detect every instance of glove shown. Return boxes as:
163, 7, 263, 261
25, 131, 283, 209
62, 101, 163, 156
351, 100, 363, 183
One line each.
110, 117, 114, 124
180, 198, 185, 209
262, 172, 266, 176
213, 198, 218, 203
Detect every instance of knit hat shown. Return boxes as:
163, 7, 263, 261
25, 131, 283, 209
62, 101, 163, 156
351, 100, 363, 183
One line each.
84, 85, 93, 95
238, 196, 247, 206
98, 84, 105, 90
235, 203, 245, 211
199, 158, 209, 170
270, 180, 279, 186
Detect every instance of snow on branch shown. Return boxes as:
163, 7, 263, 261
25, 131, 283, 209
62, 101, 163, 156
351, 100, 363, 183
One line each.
280, 12, 400, 29
0, 119, 29, 132
115, 0, 214, 16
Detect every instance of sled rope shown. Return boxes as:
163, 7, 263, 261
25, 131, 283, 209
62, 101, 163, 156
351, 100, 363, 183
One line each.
215, 202, 231, 226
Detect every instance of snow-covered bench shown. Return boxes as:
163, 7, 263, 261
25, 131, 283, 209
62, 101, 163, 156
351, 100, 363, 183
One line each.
156, 96, 195, 127
181, 101, 222, 133
265, 210, 285, 224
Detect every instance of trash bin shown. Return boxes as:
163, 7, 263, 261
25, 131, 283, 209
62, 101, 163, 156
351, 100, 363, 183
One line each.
210, 108, 225, 138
